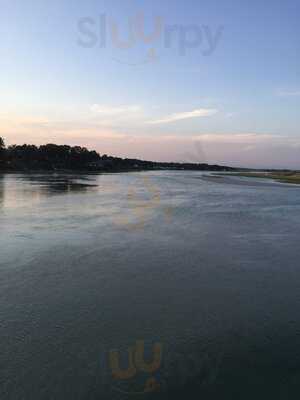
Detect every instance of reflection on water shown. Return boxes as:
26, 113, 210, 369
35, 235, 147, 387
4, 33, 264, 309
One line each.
1, 171, 300, 400
17, 173, 98, 194
0, 175, 4, 207
0, 173, 98, 210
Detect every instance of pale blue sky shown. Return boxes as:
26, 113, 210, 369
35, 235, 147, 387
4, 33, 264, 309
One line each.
1, 0, 300, 168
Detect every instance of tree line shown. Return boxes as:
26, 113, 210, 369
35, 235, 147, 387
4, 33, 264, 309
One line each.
0, 137, 234, 172
0, 137, 102, 171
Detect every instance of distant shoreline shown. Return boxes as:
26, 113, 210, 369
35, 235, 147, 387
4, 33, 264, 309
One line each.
222, 171, 300, 185
0, 167, 236, 174
1, 139, 298, 176
0, 139, 236, 173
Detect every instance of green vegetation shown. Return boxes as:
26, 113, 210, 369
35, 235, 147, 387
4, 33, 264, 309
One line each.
0, 137, 234, 173
0, 137, 5, 169
229, 171, 300, 185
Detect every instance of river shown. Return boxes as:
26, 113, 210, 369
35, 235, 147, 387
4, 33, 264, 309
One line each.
1, 171, 300, 399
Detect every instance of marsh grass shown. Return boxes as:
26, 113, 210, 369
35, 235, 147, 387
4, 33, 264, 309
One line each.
226, 171, 300, 185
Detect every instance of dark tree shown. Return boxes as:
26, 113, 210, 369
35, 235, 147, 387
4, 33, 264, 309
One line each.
0, 137, 6, 169
0, 136, 234, 172
0, 137, 4, 150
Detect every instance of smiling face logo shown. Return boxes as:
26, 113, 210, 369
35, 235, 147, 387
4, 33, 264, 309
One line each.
107, 340, 163, 395
77, 13, 224, 66
113, 175, 172, 231
110, 12, 163, 66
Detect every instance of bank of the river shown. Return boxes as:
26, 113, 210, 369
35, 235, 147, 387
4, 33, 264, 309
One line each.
224, 171, 300, 185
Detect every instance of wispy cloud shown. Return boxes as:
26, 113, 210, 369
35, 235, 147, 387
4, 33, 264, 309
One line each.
225, 112, 237, 118
277, 90, 300, 97
148, 108, 218, 125
2, 113, 300, 168
193, 133, 283, 143
91, 104, 142, 116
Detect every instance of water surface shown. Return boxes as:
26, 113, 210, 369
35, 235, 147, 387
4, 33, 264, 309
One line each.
1, 171, 300, 399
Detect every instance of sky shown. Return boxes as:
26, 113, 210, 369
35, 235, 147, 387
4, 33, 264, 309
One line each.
1, 0, 300, 168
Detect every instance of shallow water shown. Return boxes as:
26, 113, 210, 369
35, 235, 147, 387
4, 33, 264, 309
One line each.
1, 171, 300, 399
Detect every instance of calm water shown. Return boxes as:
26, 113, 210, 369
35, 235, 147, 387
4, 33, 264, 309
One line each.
1, 171, 300, 399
